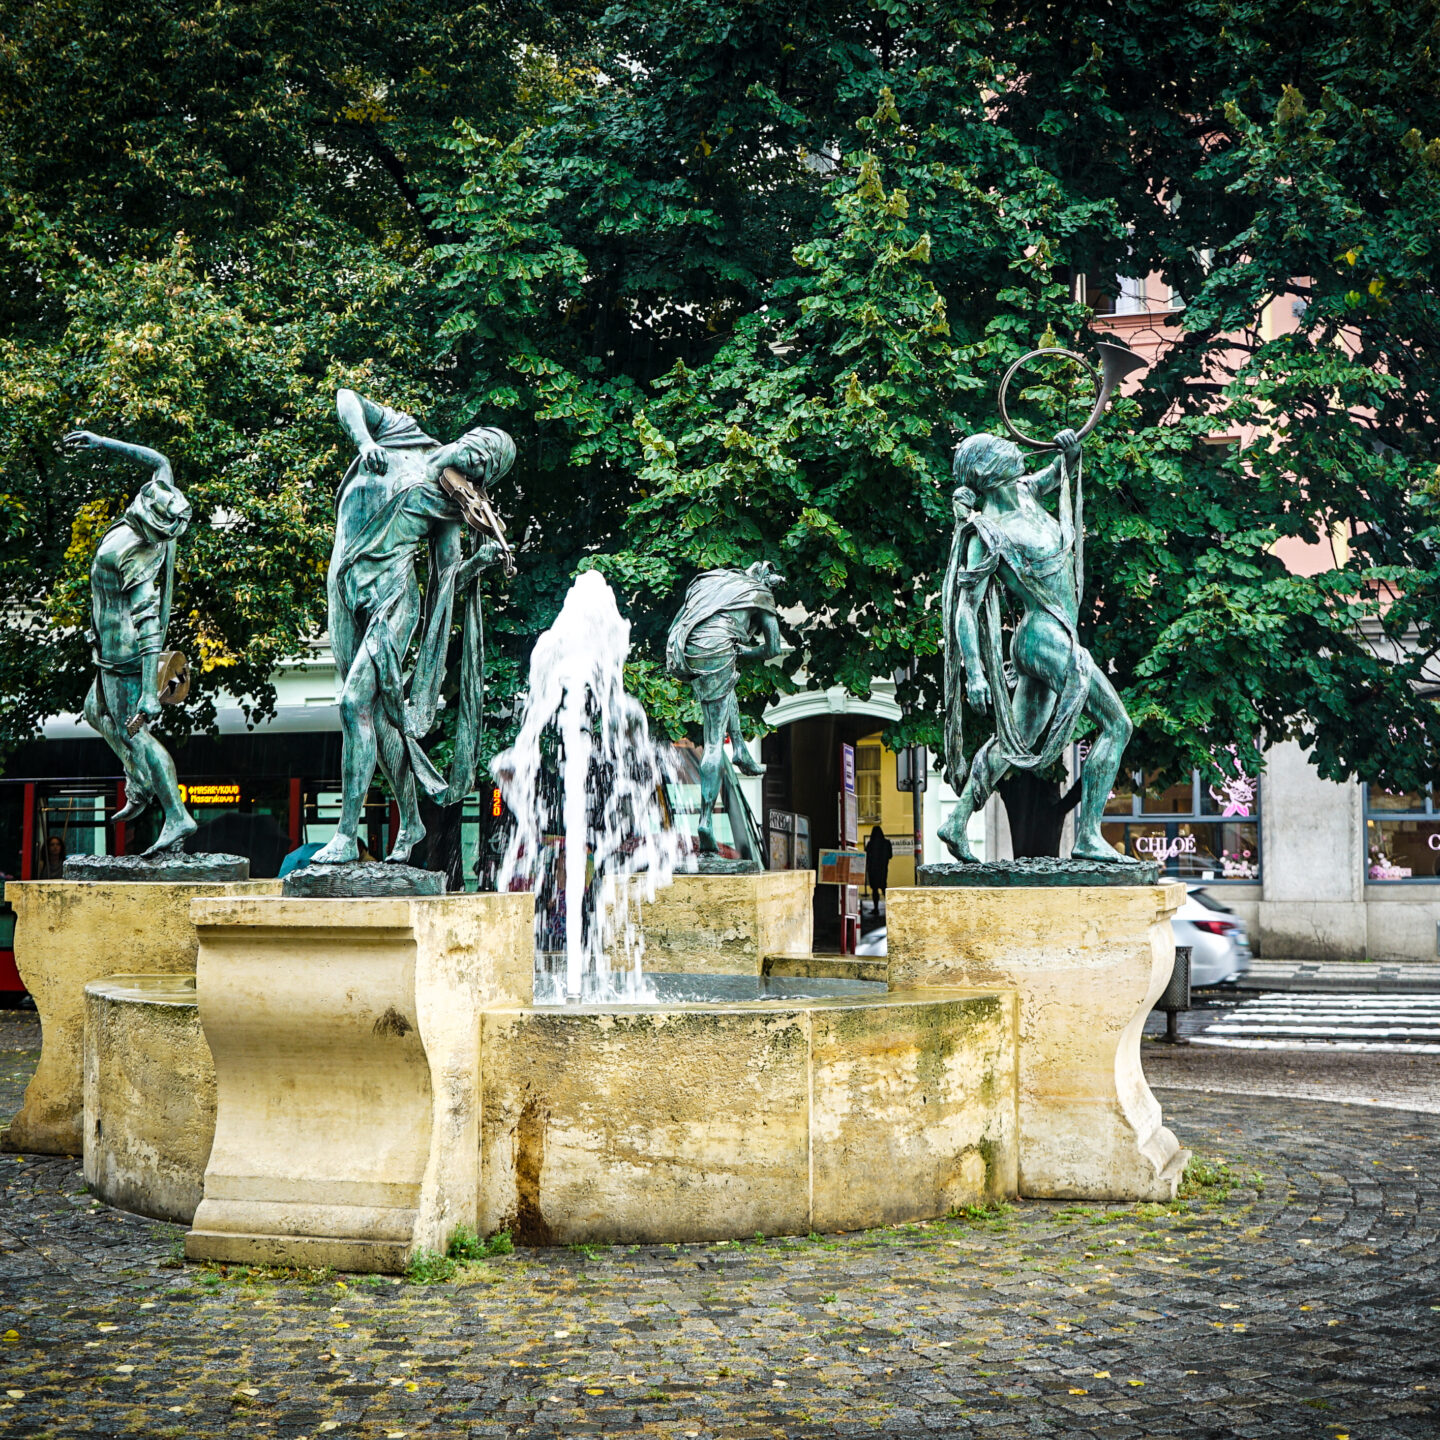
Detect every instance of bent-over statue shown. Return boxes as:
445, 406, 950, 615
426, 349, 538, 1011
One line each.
311, 390, 515, 867
65, 430, 197, 855
937, 426, 1133, 864
665, 562, 783, 854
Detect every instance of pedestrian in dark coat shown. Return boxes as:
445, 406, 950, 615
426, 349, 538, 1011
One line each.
864, 824, 893, 915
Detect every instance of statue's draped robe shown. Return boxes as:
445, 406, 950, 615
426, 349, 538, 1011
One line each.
329, 405, 485, 805
666, 570, 780, 703
941, 456, 1091, 810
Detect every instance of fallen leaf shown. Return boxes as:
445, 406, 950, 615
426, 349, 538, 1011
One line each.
552, 1330, 570, 1338
1093, 1371, 1110, 1379
5, 1392, 22, 1400
1069, 1388, 1087, 1395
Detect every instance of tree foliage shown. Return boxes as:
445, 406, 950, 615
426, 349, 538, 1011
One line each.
4, 0, 1440, 805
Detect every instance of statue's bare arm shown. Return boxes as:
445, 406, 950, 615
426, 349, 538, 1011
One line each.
337, 389, 392, 475
953, 533, 991, 713
63, 431, 173, 487
1024, 427, 1082, 496
739, 611, 782, 660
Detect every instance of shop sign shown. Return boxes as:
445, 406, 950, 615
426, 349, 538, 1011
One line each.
1428, 834, 1440, 852
1133, 833, 1196, 859
817, 849, 866, 885
178, 783, 240, 806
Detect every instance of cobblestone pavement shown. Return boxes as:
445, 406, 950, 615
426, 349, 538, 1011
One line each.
3, 1011, 1440, 1439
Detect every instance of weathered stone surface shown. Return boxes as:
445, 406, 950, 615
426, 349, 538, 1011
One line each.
919, 856, 1160, 887
185, 892, 533, 1273
887, 881, 1188, 1202
479, 989, 1016, 1244
83, 975, 214, 1224
281, 860, 445, 897
63, 851, 249, 882
634, 870, 814, 975
692, 855, 763, 875
0, 876, 280, 1156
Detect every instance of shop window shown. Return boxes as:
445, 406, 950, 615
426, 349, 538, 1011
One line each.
855, 744, 882, 826
1363, 786, 1440, 881
1094, 756, 1260, 880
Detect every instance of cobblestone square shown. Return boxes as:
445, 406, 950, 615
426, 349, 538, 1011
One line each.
2, 1011, 1438, 1439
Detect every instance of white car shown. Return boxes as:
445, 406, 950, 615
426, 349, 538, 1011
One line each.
1173, 885, 1252, 986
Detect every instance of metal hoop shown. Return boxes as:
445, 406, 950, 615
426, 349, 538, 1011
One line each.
997, 347, 1100, 451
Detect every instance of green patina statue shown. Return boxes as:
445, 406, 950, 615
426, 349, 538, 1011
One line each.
65, 430, 197, 855
937, 425, 1134, 865
666, 562, 783, 855
309, 390, 515, 867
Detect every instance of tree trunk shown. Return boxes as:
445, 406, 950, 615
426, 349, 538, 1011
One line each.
997, 771, 1081, 859
420, 796, 466, 892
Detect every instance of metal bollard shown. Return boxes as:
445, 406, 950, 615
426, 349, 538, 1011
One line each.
1156, 944, 1192, 1044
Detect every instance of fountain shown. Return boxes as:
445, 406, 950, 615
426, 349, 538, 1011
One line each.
493, 569, 685, 1003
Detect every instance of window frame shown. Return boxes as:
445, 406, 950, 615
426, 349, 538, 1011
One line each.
1362, 784, 1440, 884
1096, 762, 1261, 883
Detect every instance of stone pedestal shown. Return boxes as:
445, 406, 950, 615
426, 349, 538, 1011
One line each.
636, 870, 814, 975
2, 878, 279, 1155
184, 893, 532, 1273
887, 882, 1189, 1202
84, 976, 214, 1224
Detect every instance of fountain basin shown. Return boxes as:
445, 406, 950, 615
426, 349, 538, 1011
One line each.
83, 974, 216, 1224
480, 989, 1017, 1245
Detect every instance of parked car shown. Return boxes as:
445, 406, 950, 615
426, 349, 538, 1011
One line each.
1173, 885, 1252, 986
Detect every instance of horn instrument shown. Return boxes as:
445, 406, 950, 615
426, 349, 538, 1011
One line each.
997, 341, 1149, 450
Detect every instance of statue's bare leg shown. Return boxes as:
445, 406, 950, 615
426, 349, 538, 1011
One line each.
87, 678, 151, 822
940, 674, 1059, 861
136, 730, 197, 854
1011, 611, 1130, 863
375, 719, 425, 863
697, 697, 727, 853
311, 653, 381, 865
725, 695, 762, 776
1070, 671, 1132, 862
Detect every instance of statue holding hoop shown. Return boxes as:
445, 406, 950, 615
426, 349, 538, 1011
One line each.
937, 343, 1147, 865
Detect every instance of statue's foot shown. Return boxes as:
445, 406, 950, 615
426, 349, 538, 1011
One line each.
697, 823, 718, 855
310, 833, 359, 866
1070, 835, 1134, 864
385, 824, 426, 865
143, 813, 198, 857
111, 791, 152, 824
729, 748, 764, 777
938, 812, 979, 863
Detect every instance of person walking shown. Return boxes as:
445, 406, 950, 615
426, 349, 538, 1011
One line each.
864, 825, 892, 916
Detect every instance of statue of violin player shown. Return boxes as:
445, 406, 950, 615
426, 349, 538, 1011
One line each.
308, 390, 516, 870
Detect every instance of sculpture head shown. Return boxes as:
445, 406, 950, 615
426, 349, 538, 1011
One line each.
746, 560, 784, 592
952, 433, 1023, 497
451, 426, 516, 487
125, 478, 192, 543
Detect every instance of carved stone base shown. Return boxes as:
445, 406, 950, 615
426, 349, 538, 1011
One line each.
282, 862, 444, 898
887, 881, 1190, 1202
185, 893, 533, 1273
64, 852, 249, 883
920, 857, 1160, 888
1, 877, 280, 1155
632, 870, 815, 975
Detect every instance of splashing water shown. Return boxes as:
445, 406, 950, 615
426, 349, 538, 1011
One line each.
492, 570, 686, 1003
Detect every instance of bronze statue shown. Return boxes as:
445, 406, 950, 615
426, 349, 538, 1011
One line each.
938, 343, 1147, 865
665, 562, 783, 854
65, 431, 196, 855
309, 390, 515, 867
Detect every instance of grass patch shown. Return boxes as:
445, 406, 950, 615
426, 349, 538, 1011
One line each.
406, 1227, 515, 1283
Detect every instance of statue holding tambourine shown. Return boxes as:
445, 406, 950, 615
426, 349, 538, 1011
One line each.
937, 343, 1147, 865
65, 430, 198, 855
